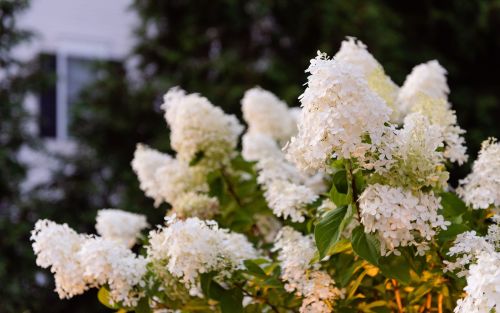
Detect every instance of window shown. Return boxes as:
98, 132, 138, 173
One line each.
38, 53, 102, 139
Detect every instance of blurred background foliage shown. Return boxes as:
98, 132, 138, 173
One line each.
1, 0, 499, 312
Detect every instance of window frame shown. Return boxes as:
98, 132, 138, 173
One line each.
45, 41, 116, 140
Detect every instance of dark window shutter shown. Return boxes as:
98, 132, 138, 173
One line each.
38, 53, 57, 138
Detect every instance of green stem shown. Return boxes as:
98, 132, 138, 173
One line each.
345, 160, 360, 220
220, 167, 243, 207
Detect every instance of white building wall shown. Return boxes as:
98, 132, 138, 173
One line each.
15, 0, 137, 60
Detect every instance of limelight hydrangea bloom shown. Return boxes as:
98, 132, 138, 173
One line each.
286, 53, 391, 172
359, 184, 449, 256
274, 227, 343, 313
31, 220, 88, 299
242, 132, 321, 222
31, 220, 147, 306
162, 87, 243, 167
453, 252, 500, 313
409, 95, 467, 164
445, 217, 500, 312
397, 60, 467, 164
397, 60, 449, 116
131, 143, 172, 207
457, 138, 500, 209
334, 37, 400, 121
241, 87, 297, 143
444, 231, 495, 277
172, 192, 219, 220
372, 113, 449, 190
147, 217, 258, 296
241, 132, 283, 162
132, 144, 218, 218
445, 217, 499, 277
264, 180, 318, 223
95, 209, 149, 248
78, 237, 147, 306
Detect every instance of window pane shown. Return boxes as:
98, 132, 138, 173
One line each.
67, 56, 97, 106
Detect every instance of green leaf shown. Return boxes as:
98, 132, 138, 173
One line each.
244, 260, 266, 277
437, 223, 469, 243
315, 205, 351, 259
440, 192, 467, 218
332, 170, 348, 194
378, 254, 411, 284
200, 272, 224, 300
329, 182, 349, 207
219, 288, 243, 313
408, 283, 433, 304
351, 226, 381, 266
97, 287, 119, 310
135, 297, 152, 313
208, 173, 224, 199
200, 273, 243, 313
189, 151, 205, 166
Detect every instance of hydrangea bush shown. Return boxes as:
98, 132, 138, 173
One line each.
31, 38, 500, 313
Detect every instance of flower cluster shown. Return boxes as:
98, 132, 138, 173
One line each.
274, 227, 344, 313
162, 87, 243, 167
147, 216, 259, 296
445, 217, 500, 276
241, 86, 297, 143
241, 88, 322, 222
359, 184, 449, 256
334, 37, 400, 121
453, 252, 500, 313
95, 209, 148, 248
274, 227, 343, 313
445, 217, 500, 313
132, 143, 218, 219
370, 113, 449, 190
457, 138, 500, 209
397, 60, 467, 164
31, 219, 147, 306
286, 52, 391, 172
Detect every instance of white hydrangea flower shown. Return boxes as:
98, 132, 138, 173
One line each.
31, 220, 88, 299
78, 237, 147, 307
359, 184, 449, 256
274, 227, 343, 313
454, 252, 500, 313
147, 217, 258, 296
131, 143, 174, 207
155, 158, 208, 204
397, 60, 449, 116
32, 220, 147, 306
171, 192, 219, 220
445, 217, 499, 277
457, 138, 500, 209
132, 143, 216, 219
334, 37, 400, 122
444, 231, 495, 277
242, 132, 322, 223
162, 87, 243, 167
396, 60, 467, 164
241, 132, 283, 162
241, 87, 297, 143
286, 53, 391, 172
409, 95, 467, 164
264, 180, 318, 223
372, 113, 449, 190
95, 209, 149, 248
